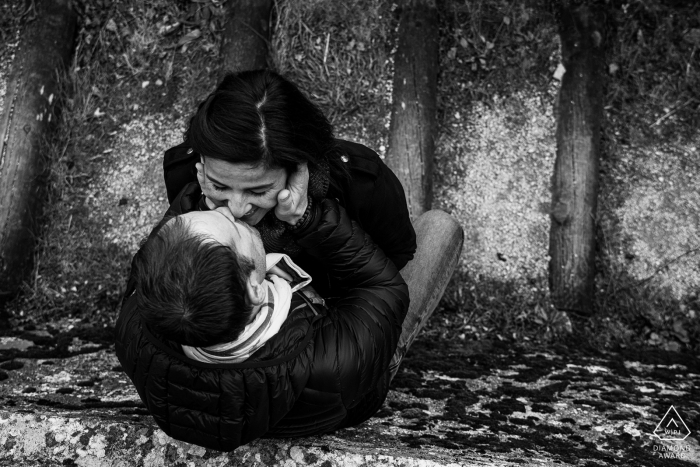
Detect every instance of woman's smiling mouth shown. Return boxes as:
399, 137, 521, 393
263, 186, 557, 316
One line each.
241, 206, 259, 220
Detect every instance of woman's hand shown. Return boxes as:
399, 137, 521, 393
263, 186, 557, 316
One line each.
275, 163, 309, 225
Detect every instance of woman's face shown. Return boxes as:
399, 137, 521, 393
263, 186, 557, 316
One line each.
196, 157, 288, 226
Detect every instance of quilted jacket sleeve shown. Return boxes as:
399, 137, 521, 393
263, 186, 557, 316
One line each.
292, 199, 409, 413
337, 141, 417, 270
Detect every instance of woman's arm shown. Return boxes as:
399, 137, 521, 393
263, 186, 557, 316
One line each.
335, 141, 417, 269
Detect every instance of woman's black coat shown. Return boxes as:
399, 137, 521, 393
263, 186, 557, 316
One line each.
114, 199, 409, 451
162, 139, 416, 294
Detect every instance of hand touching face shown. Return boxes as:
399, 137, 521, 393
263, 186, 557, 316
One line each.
274, 163, 309, 226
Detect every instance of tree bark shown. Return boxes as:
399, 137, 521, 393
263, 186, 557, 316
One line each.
385, 0, 439, 218
0, 0, 77, 299
549, 3, 604, 316
220, 0, 273, 74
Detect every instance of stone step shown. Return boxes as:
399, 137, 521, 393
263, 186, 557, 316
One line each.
1, 326, 699, 466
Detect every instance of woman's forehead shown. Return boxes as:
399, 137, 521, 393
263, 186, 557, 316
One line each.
204, 158, 285, 184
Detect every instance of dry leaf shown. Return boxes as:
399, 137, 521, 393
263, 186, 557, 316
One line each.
105, 18, 118, 32
178, 29, 202, 46
685, 28, 700, 45
553, 63, 566, 81
159, 22, 181, 36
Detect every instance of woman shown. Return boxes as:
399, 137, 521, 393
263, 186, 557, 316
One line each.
163, 69, 416, 296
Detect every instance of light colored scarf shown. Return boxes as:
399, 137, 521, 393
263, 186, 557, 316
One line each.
182, 254, 313, 364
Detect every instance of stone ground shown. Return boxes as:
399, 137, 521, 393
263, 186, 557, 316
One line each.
1, 325, 699, 466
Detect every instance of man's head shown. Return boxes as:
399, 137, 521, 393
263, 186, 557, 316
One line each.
133, 207, 267, 347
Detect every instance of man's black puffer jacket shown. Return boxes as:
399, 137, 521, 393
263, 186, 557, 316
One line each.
114, 199, 409, 451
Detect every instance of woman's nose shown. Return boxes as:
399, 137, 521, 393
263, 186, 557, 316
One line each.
224, 193, 253, 219
214, 206, 235, 220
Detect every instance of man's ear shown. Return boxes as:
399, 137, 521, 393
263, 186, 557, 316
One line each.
245, 275, 266, 307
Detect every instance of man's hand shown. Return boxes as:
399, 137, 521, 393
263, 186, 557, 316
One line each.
275, 163, 309, 225
268, 265, 294, 282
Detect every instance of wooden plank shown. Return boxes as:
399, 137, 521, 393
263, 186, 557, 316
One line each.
220, 0, 273, 73
549, 3, 605, 316
385, 0, 439, 218
0, 0, 77, 299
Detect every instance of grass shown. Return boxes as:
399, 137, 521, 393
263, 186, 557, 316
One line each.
3, 0, 220, 326
604, 0, 700, 145
272, 0, 394, 147
2, 0, 698, 355
422, 0, 700, 353
594, 0, 700, 352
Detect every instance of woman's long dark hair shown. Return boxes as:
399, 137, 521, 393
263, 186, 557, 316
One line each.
185, 69, 349, 187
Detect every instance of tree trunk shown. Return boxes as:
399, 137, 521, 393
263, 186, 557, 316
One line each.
0, 0, 77, 299
220, 0, 273, 74
385, 0, 439, 218
549, 3, 604, 317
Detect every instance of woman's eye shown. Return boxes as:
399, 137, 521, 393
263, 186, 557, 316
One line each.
212, 184, 227, 192
249, 189, 270, 197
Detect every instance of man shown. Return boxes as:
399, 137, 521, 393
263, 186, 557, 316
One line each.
115, 193, 410, 451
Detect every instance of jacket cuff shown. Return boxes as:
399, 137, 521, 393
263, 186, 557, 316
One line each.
288, 196, 321, 236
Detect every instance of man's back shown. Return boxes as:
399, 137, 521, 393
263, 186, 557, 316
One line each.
115, 199, 409, 451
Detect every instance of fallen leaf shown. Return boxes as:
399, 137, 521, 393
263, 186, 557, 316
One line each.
159, 22, 181, 36
178, 29, 201, 46
664, 341, 681, 352
672, 320, 689, 343
105, 18, 118, 32
685, 28, 700, 45
553, 63, 566, 81
201, 5, 211, 21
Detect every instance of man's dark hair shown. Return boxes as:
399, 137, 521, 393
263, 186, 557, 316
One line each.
133, 216, 256, 348
185, 69, 349, 188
